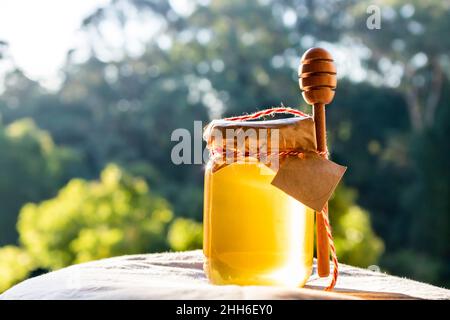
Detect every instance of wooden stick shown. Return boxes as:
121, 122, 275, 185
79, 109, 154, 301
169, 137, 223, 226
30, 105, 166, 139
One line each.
313, 103, 330, 277
298, 47, 337, 278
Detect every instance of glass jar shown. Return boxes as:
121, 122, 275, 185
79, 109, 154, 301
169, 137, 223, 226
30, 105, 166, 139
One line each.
203, 117, 316, 287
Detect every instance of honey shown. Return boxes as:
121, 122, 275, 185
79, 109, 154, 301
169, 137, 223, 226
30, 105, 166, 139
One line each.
203, 159, 314, 287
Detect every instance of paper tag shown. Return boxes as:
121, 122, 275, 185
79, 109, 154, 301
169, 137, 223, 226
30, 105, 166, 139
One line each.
271, 152, 347, 212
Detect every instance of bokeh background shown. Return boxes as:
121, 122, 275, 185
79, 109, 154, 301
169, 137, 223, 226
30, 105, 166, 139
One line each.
0, 0, 448, 293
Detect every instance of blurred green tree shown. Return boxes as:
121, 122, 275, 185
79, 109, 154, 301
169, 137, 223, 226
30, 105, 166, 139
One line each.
351, 0, 449, 133
17, 164, 173, 269
0, 246, 34, 293
338, 0, 450, 284
168, 218, 203, 252
0, 118, 83, 245
330, 185, 384, 267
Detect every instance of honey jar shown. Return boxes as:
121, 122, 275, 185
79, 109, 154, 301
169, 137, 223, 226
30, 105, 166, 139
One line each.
203, 115, 319, 287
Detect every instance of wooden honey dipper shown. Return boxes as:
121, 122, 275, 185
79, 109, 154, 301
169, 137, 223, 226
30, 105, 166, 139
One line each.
298, 47, 337, 277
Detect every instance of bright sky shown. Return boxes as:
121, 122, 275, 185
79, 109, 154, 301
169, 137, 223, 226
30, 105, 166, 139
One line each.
0, 0, 109, 89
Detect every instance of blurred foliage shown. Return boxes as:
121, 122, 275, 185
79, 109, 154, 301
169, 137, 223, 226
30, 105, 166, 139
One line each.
18, 164, 173, 269
0, 164, 203, 291
330, 185, 384, 267
0, 0, 448, 292
168, 218, 203, 251
0, 246, 34, 293
0, 118, 84, 245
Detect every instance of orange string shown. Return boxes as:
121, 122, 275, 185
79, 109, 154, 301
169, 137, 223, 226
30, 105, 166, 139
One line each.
224, 106, 310, 121
321, 206, 339, 291
223, 107, 339, 291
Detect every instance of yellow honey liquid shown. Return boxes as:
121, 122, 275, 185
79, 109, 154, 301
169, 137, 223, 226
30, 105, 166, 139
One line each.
203, 160, 314, 287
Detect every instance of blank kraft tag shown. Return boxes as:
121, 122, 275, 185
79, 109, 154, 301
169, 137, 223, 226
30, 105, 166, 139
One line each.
271, 152, 347, 212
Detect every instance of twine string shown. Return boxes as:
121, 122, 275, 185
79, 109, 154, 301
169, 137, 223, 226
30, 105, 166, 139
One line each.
219, 107, 338, 291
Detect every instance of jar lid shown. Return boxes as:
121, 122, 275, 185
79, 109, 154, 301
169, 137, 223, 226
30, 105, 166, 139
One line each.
204, 116, 317, 153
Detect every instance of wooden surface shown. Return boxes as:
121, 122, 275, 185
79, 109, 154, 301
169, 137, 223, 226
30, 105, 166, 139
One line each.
1, 250, 449, 300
